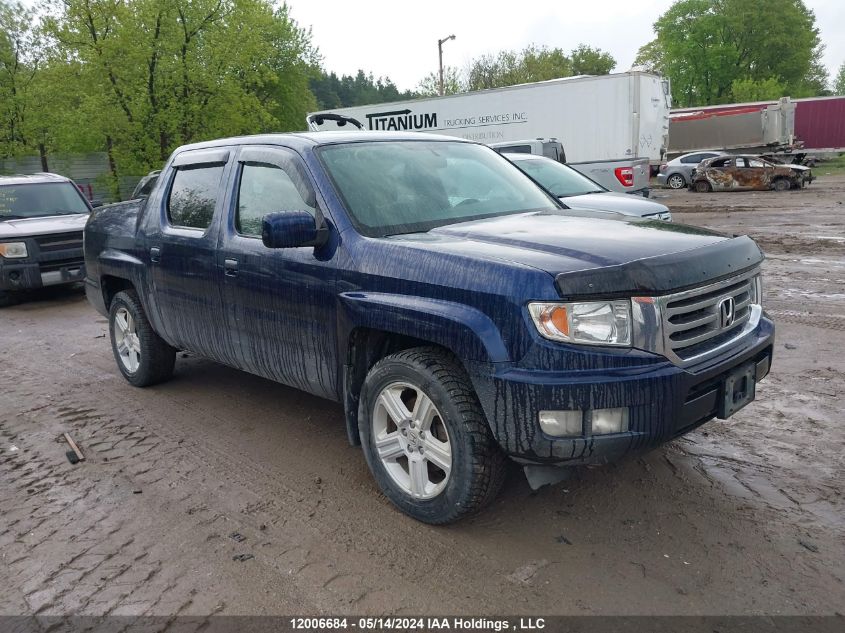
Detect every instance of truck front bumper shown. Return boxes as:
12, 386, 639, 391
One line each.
468, 315, 774, 466
1, 258, 85, 291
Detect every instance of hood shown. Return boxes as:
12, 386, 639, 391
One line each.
425, 210, 725, 272
785, 164, 810, 171
0, 213, 89, 239
560, 191, 670, 217
391, 211, 763, 297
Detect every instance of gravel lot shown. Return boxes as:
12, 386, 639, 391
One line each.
1, 176, 843, 617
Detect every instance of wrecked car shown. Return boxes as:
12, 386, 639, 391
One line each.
690, 155, 812, 192
84, 132, 774, 524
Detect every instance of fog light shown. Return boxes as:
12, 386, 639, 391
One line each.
592, 408, 629, 435
539, 410, 582, 437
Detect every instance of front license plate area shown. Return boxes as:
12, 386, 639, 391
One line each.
719, 363, 756, 419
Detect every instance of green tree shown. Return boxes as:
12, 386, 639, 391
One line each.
29, 0, 317, 195
0, 0, 40, 158
833, 62, 845, 96
637, 0, 826, 106
570, 44, 616, 75
729, 77, 786, 102
416, 66, 465, 97
466, 44, 614, 91
310, 69, 415, 109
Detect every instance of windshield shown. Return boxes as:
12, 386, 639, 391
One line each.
318, 141, 559, 237
510, 157, 605, 197
0, 182, 90, 220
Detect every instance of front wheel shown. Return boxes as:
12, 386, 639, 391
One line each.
694, 180, 712, 193
359, 347, 506, 524
773, 178, 790, 192
109, 289, 176, 387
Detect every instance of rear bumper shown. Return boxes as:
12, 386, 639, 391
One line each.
468, 316, 774, 466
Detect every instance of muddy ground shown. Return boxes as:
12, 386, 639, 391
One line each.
1, 177, 843, 617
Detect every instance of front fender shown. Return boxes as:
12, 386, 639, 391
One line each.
338, 291, 510, 363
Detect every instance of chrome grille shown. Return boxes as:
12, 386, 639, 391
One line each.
661, 269, 760, 364
632, 268, 763, 367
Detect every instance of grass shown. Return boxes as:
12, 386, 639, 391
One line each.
815, 153, 845, 176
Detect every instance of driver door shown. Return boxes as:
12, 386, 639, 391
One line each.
217, 146, 339, 400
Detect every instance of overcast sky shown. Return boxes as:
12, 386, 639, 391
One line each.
288, 0, 845, 91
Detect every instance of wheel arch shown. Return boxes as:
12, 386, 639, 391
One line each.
338, 292, 510, 446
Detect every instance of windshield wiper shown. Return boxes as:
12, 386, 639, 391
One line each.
0, 214, 26, 220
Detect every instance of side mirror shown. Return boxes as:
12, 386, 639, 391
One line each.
261, 211, 328, 249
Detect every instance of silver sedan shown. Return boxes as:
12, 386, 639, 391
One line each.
657, 151, 726, 189
506, 153, 672, 221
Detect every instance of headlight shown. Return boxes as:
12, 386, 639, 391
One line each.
528, 300, 632, 346
0, 242, 28, 258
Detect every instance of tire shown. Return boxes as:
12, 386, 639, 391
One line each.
358, 347, 506, 524
109, 289, 176, 387
667, 173, 686, 189
0, 290, 17, 308
694, 180, 712, 193
773, 178, 790, 192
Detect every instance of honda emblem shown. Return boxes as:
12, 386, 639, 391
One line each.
719, 296, 736, 328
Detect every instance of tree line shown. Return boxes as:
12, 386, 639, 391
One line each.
1, 0, 840, 196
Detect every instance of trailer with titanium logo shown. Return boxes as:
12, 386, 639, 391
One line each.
308, 71, 671, 196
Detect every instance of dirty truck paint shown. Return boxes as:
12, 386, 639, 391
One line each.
84, 132, 775, 466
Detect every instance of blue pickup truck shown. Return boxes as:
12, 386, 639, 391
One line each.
84, 131, 774, 524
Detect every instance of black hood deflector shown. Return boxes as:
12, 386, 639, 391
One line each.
555, 235, 763, 299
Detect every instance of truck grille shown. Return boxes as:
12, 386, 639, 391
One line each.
659, 269, 760, 365
35, 232, 84, 253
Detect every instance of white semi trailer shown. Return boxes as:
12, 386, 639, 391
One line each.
307, 71, 671, 195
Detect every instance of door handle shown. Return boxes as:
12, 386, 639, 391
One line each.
150, 247, 161, 263
224, 258, 239, 277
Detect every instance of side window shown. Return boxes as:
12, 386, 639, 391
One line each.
237, 163, 316, 236
681, 153, 702, 164
167, 165, 224, 230
499, 144, 533, 155
747, 158, 765, 168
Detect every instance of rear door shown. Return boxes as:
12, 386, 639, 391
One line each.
732, 157, 768, 190
146, 148, 240, 365
217, 145, 340, 400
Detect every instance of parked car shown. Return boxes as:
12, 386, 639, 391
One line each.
657, 151, 726, 189
0, 173, 91, 306
690, 155, 813, 192
506, 153, 671, 220
84, 132, 774, 524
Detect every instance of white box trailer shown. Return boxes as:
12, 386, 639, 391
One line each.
307, 71, 672, 195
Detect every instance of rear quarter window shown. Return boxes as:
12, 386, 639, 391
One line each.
167, 165, 224, 230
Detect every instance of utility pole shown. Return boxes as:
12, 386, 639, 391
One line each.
438, 34, 456, 96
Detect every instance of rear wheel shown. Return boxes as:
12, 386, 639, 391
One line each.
694, 180, 712, 193
109, 289, 176, 387
773, 178, 790, 192
359, 347, 506, 524
667, 173, 686, 189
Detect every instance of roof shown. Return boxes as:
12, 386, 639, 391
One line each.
174, 130, 472, 155
501, 153, 552, 161
0, 172, 73, 186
